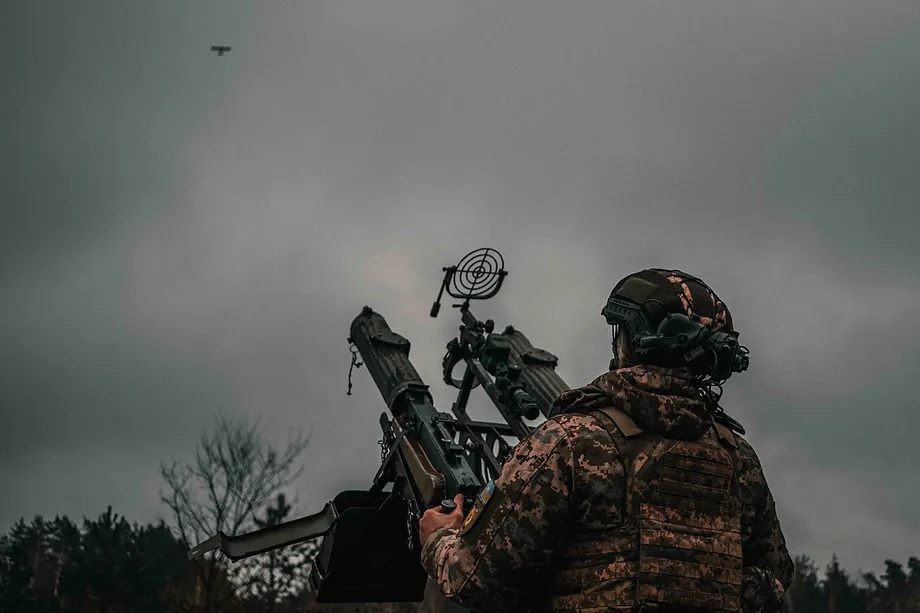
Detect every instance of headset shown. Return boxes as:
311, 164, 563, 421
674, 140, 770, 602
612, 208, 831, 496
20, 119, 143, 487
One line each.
601, 275, 750, 385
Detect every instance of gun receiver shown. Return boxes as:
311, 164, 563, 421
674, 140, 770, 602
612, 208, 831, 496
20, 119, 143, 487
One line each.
187, 248, 571, 606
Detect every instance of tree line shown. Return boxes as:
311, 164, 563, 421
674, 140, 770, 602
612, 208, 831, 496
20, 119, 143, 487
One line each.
1, 413, 916, 612
787, 553, 920, 612
0, 499, 317, 612
0, 414, 317, 613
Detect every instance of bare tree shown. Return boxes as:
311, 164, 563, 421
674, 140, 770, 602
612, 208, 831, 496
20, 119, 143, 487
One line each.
159, 412, 311, 612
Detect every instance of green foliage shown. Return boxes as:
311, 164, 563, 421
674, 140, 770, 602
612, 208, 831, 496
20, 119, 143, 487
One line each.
0, 505, 318, 612
789, 552, 920, 613
789, 555, 825, 613
238, 494, 322, 613
0, 509, 199, 613
0, 415, 318, 611
6, 512, 919, 613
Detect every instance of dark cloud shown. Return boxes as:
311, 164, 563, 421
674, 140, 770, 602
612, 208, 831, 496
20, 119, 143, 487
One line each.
4, 0, 920, 574
767, 21, 920, 268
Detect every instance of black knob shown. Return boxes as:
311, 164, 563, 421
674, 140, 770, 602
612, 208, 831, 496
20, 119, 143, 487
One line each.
439, 499, 457, 513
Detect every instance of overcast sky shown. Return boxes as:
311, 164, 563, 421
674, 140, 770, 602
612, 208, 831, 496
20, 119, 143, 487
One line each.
3, 1, 919, 576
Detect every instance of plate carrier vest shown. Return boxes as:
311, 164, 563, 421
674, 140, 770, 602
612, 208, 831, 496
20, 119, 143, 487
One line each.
549, 407, 744, 612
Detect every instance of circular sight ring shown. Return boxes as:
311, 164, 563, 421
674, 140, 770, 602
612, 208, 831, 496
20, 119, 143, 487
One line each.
449, 248, 505, 300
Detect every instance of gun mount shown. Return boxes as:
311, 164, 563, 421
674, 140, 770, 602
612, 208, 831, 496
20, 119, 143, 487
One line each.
187, 248, 571, 606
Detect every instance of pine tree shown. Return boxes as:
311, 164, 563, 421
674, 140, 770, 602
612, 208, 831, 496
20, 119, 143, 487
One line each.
239, 493, 320, 612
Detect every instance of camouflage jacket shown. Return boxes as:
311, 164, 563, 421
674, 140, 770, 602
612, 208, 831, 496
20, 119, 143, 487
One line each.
420, 365, 794, 612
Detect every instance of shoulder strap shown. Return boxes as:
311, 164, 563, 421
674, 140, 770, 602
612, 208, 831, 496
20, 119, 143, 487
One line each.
599, 406, 738, 455
596, 406, 643, 438
594, 406, 654, 474
594, 407, 670, 521
710, 422, 746, 484
713, 422, 738, 449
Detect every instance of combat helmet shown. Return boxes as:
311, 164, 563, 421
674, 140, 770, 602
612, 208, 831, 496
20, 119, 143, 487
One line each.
602, 268, 749, 383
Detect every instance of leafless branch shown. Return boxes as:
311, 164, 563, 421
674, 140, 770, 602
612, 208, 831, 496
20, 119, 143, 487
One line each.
158, 411, 311, 611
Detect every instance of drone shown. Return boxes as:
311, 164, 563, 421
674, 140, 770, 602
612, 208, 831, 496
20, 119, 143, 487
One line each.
211, 45, 231, 57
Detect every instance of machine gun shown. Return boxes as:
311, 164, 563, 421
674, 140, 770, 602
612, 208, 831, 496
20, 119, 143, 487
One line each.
187, 248, 571, 605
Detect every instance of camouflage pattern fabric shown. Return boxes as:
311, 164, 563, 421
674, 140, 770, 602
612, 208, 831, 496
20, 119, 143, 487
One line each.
420, 578, 471, 613
654, 269, 733, 332
614, 268, 734, 333
421, 364, 793, 612
305, 604, 420, 612
741, 566, 788, 613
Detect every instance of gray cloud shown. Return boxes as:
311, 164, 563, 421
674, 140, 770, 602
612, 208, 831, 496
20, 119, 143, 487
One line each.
0, 1, 256, 282
1, 0, 257, 522
4, 0, 920, 575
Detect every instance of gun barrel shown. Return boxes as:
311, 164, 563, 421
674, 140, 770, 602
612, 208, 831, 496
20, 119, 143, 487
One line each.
349, 306, 428, 414
501, 326, 570, 417
350, 306, 482, 503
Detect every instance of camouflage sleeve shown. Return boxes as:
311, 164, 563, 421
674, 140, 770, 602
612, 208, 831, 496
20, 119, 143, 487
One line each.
735, 437, 795, 590
419, 417, 576, 612
740, 565, 788, 613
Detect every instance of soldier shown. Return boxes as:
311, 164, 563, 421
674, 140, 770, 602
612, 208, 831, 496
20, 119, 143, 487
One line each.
418, 269, 794, 612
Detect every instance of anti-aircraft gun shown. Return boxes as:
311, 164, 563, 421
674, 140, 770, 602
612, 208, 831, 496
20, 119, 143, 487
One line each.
187, 248, 571, 606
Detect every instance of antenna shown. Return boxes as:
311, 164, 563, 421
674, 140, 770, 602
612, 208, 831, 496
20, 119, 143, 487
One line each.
430, 248, 507, 317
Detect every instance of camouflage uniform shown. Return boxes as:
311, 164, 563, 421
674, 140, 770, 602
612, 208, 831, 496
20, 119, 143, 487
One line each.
420, 364, 793, 612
